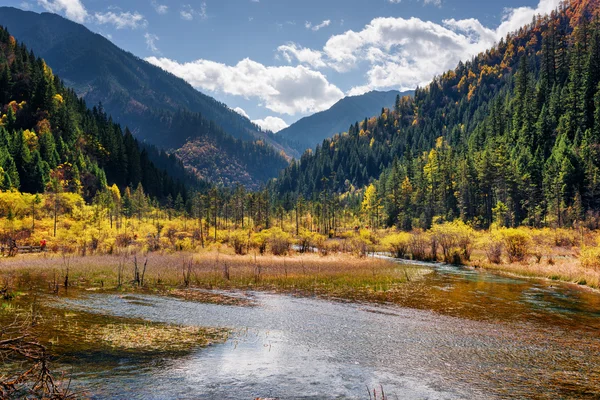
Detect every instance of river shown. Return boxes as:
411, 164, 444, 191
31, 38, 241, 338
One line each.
39, 260, 600, 399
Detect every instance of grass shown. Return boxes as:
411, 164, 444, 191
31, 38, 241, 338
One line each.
471, 255, 600, 289
77, 323, 227, 352
0, 251, 424, 303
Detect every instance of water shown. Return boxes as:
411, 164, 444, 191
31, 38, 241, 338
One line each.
47, 262, 600, 399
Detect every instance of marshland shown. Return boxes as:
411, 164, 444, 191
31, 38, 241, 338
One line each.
1, 198, 600, 399
4, 1, 600, 396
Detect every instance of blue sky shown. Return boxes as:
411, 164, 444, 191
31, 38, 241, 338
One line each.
7, 0, 559, 131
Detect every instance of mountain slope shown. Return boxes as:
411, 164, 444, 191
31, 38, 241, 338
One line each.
0, 26, 189, 201
0, 7, 290, 187
275, 0, 600, 230
278, 90, 413, 152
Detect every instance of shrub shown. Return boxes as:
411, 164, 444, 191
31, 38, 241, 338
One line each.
553, 228, 578, 248
265, 228, 291, 256
581, 247, 600, 271
430, 221, 474, 264
381, 232, 412, 259
410, 231, 429, 261
342, 233, 372, 257
501, 229, 530, 263
115, 233, 132, 248
229, 230, 249, 255
485, 236, 503, 264
250, 232, 268, 254
251, 228, 291, 256
297, 229, 325, 253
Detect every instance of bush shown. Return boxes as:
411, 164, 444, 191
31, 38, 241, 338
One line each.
485, 236, 503, 264
381, 232, 412, 258
554, 228, 578, 248
297, 229, 325, 253
410, 231, 430, 261
342, 232, 372, 257
501, 229, 530, 263
229, 230, 249, 255
431, 221, 474, 264
250, 228, 291, 256
266, 228, 292, 256
581, 247, 600, 271
115, 233, 132, 248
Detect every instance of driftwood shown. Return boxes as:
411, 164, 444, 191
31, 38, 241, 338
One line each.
0, 320, 75, 399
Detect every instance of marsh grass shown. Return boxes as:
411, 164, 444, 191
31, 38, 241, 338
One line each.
473, 255, 600, 289
0, 251, 422, 302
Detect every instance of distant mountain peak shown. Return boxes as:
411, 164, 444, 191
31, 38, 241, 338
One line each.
278, 89, 413, 153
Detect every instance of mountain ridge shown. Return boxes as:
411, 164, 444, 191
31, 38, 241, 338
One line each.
278, 89, 413, 153
0, 6, 290, 188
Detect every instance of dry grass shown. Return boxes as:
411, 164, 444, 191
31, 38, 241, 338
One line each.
88, 323, 227, 352
471, 252, 600, 289
0, 251, 422, 302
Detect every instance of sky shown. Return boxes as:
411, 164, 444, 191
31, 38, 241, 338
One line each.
6, 0, 562, 132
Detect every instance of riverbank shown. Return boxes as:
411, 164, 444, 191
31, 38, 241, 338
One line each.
465, 244, 600, 289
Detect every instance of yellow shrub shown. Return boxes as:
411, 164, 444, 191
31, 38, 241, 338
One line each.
296, 228, 325, 253
381, 232, 412, 258
501, 228, 530, 263
431, 221, 474, 264
580, 247, 600, 271
228, 230, 249, 255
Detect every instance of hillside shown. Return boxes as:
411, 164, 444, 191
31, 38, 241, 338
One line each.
0, 26, 189, 202
278, 90, 413, 153
275, 0, 600, 230
0, 7, 290, 187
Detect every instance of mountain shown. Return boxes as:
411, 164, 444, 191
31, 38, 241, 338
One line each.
0, 7, 289, 188
0, 26, 190, 202
275, 0, 600, 230
278, 90, 413, 153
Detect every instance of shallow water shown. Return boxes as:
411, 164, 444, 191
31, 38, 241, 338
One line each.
50, 262, 600, 399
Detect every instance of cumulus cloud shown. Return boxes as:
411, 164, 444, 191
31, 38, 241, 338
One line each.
37, 0, 87, 23
277, 43, 327, 68
94, 11, 148, 29
252, 116, 289, 133
233, 107, 250, 119
145, 57, 344, 115
282, 0, 561, 94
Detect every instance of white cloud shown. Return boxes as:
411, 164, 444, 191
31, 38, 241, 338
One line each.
277, 43, 327, 68
144, 33, 160, 54
283, 0, 560, 94
180, 3, 207, 21
37, 0, 87, 23
305, 19, 331, 31
94, 11, 148, 29
233, 107, 250, 119
496, 0, 561, 38
145, 57, 344, 115
151, 1, 168, 15
252, 116, 289, 133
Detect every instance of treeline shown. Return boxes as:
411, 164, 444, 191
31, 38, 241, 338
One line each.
275, 1, 600, 230
0, 26, 192, 204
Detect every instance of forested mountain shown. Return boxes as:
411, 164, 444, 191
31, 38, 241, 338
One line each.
278, 90, 413, 153
0, 26, 191, 202
275, 0, 600, 230
0, 7, 290, 188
